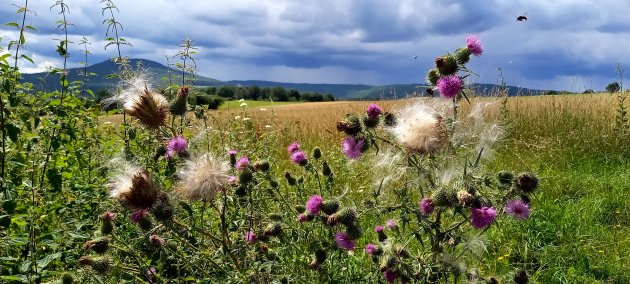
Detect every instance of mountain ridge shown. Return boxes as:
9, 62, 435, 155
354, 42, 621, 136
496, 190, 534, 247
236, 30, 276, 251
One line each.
21, 58, 546, 99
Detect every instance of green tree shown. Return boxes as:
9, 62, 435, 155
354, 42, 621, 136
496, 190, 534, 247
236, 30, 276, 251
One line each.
217, 86, 235, 98
607, 82, 621, 93
271, 86, 288, 101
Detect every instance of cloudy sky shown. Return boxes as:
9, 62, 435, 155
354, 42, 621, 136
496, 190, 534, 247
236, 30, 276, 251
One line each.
1, 0, 629, 91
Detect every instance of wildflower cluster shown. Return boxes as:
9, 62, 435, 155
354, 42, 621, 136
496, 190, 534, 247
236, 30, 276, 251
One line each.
427, 35, 483, 100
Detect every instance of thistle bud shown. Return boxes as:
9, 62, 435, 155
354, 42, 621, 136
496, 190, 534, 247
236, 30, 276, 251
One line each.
79, 256, 111, 274
239, 168, 253, 184
362, 115, 380, 128
235, 185, 247, 196
315, 248, 327, 264
151, 192, 174, 221
427, 69, 440, 85
270, 179, 279, 188
149, 234, 165, 248
61, 273, 74, 284
264, 222, 283, 237
228, 150, 237, 166
379, 256, 398, 271
336, 115, 362, 136
516, 172, 539, 193
514, 269, 529, 284
322, 161, 332, 177
332, 208, 357, 226
254, 160, 270, 172
321, 199, 340, 215
383, 112, 396, 127
455, 47, 472, 64
375, 225, 388, 242
83, 237, 110, 254
169, 86, 189, 116
284, 172, 297, 186
497, 170, 514, 187
312, 147, 322, 160
435, 55, 458, 76
432, 188, 456, 207
345, 222, 363, 240
100, 211, 116, 235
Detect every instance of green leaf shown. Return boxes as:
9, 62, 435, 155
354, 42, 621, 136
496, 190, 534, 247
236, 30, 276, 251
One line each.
0, 275, 28, 282
4, 22, 19, 28
46, 168, 63, 192
6, 123, 19, 142
0, 215, 10, 228
2, 200, 17, 214
37, 252, 62, 269
25, 25, 37, 31
20, 54, 33, 64
20, 32, 25, 45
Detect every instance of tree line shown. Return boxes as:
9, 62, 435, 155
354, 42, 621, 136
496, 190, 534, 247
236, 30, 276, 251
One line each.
205, 85, 335, 102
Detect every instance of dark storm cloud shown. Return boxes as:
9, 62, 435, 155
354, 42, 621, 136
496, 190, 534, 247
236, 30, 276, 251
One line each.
1, 0, 630, 89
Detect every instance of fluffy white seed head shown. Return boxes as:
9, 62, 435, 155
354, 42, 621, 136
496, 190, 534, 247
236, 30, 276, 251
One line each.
176, 154, 230, 201
389, 102, 448, 155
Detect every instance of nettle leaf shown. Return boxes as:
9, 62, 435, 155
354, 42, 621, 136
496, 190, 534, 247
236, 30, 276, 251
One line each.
6, 122, 20, 142
46, 168, 63, 192
37, 252, 62, 270
20, 54, 33, 64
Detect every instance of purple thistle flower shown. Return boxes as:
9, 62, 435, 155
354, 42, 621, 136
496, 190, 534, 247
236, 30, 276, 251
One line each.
471, 206, 497, 229
386, 219, 398, 230
466, 35, 483, 56
235, 156, 250, 170
287, 141, 301, 154
245, 231, 257, 243
365, 243, 377, 255
437, 75, 463, 99
366, 103, 382, 119
101, 211, 116, 221
505, 199, 530, 220
420, 198, 434, 215
297, 213, 308, 223
383, 270, 398, 283
166, 136, 188, 158
227, 149, 238, 156
130, 209, 149, 224
374, 225, 385, 233
335, 232, 355, 251
306, 195, 323, 215
149, 234, 165, 247
290, 151, 308, 166
342, 137, 365, 160
228, 175, 237, 186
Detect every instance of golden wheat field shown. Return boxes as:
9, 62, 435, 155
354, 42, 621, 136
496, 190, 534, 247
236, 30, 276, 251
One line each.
105, 92, 620, 147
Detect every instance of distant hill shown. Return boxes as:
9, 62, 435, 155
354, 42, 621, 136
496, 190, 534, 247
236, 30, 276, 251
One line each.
21, 58, 545, 99
21, 58, 223, 93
